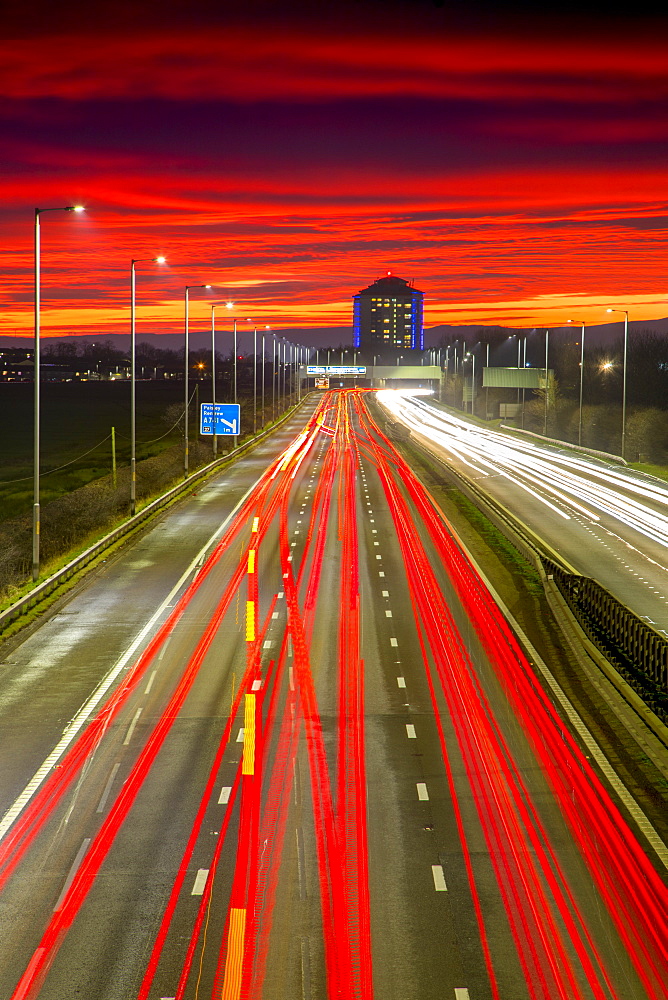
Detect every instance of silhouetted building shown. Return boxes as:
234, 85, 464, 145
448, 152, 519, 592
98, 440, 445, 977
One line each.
353, 273, 424, 358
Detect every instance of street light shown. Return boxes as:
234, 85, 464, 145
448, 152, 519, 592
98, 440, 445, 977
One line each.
211, 301, 234, 459
32, 204, 85, 581
568, 319, 586, 447
465, 351, 476, 415
606, 308, 629, 459
130, 256, 166, 515
184, 284, 212, 478
262, 327, 270, 427
232, 315, 252, 406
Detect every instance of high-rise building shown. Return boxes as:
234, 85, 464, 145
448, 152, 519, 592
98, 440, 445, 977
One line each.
353, 273, 424, 357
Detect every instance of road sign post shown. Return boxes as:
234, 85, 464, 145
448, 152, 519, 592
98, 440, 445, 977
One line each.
200, 403, 241, 437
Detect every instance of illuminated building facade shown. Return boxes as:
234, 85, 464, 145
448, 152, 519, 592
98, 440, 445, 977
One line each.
353, 273, 424, 355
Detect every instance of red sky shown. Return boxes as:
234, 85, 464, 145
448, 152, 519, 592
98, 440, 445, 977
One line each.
1, 0, 667, 341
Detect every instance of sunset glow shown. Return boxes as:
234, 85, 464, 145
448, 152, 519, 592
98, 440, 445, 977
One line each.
1, 6, 667, 339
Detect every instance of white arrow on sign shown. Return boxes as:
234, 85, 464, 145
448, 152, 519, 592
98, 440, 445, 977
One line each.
220, 418, 237, 433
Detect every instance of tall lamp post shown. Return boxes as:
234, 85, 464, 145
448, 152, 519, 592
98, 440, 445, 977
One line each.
262, 326, 270, 427
211, 301, 234, 458
568, 319, 586, 447
184, 284, 211, 478
465, 351, 476, 415
543, 330, 550, 437
130, 256, 166, 515
606, 307, 629, 459
33, 204, 85, 581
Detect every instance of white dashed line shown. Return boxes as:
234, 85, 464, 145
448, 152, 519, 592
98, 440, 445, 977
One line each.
417, 782, 429, 801
390, 637, 398, 647
406, 724, 417, 738
123, 708, 142, 746
385, 610, 393, 617
397, 677, 406, 688
191, 869, 209, 895
218, 785, 232, 804
432, 865, 447, 891
236, 728, 245, 742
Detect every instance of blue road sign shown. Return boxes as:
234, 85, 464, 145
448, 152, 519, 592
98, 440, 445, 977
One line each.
200, 403, 240, 436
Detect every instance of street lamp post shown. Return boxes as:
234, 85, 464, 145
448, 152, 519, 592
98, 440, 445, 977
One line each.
253, 326, 257, 435
130, 256, 165, 514
568, 319, 586, 447
465, 351, 476, 415
262, 327, 269, 427
606, 308, 629, 459
543, 330, 550, 436
184, 284, 211, 478
33, 204, 84, 581
211, 301, 234, 459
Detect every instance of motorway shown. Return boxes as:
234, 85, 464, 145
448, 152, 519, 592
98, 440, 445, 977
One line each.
0, 389, 667, 1000
378, 390, 668, 636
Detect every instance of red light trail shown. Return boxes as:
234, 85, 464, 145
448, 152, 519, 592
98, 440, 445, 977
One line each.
2, 391, 666, 999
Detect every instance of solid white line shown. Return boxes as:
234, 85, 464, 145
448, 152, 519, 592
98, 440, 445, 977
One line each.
0, 474, 260, 846
123, 707, 143, 746
218, 785, 232, 805
397, 677, 406, 688
406, 724, 417, 739
96, 762, 121, 813
191, 868, 209, 895
432, 864, 447, 891
144, 670, 157, 695
54, 838, 91, 910
417, 782, 429, 800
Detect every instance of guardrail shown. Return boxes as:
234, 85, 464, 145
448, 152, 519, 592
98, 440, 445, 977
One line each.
0, 399, 309, 635
498, 425, 627, 465
400, 424, 668, 726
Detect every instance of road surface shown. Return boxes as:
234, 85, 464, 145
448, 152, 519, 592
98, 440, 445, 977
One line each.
0, 389, 666, 1000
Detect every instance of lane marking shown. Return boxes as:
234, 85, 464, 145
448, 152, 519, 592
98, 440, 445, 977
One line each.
123, 707, 142, 746
96, 762, 121, 813
236, 728, 245, 742
296, 826, 307, 901
432, 864, 447, 891
379, 571, 385, 577
0, 472, 263, 846
385, 610, 393, 617
390, 637, 398, 647
242, 695, 256, 775
397, 677, 406, 688
382, 590, 389, 596
191, 868, 209, 895
406, 724, 417, 739
251, 679, 262, 691
375, 555, 382, 560
54, 838, 90, 910
144, 670, 157, 695
454, 991, 470, 1000
417, 782, 429, 801
218, 785, 232, 804
263, 640, 273, 649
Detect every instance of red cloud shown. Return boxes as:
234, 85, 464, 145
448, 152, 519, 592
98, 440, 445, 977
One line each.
0, 28, 667, 103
